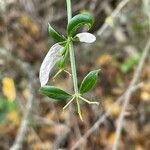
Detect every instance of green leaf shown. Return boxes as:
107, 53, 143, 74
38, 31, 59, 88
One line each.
39, 85, 72, 100
67, 12, 94, 36
0, 97, 17, 112
48, 23, 66, 42
120, 54, 140, 73
79, 69, 100, 94
7, 101, 17, 112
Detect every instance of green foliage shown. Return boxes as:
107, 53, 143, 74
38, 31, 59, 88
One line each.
48, 23, 66, 42
79, 70, 100, 94
120, 54, 140, 73
67, 13, 94, 36
40, 85, 72, 100
39, 0, 99, 120
0, 97, 17, 123
0, 97, 17, 112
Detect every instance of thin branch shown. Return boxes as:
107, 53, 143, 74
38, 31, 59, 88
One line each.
97, 0, 131, 36
112, 39, 150, 150
0, 48, 36, 150
52, 125, 71, 150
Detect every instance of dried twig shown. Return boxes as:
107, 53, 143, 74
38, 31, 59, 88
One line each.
0, 48, 36, 150
112, 39, 150, 150
97, 0, 130, 36
112, 1, 150, 149
52, 125, 71, 150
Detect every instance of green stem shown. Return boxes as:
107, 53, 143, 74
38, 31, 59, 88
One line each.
69, 43, 78, 93
66, 0, 72, 22
76, 98, 83, 120
66, 0, 78, 94
66, 0, 83, 120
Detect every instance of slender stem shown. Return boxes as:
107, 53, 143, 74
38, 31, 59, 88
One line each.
76, 98, 83, 121
66, 0, 79, 93
53, 69, 62, 80
79, 96, 99, 105
63, 96, 75, 110
69, 44, 78, 93
66, 0, 83, 120
66, 0, 72, 22
64, 69, 72, 77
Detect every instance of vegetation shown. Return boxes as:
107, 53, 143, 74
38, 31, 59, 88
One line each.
0, 0, 149, 149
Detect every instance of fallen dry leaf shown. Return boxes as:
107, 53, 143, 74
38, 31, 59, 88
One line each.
6, 111, 20, 125
140, 82, 150, 101
104, 97, 122, 117
96, 54, 113, 66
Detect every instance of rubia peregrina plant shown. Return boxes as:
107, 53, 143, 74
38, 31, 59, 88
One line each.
39, 0, 100, 120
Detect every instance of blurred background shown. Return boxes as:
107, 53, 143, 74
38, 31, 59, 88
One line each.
0, 0, 150, 150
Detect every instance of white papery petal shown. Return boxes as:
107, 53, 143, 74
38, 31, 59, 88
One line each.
39, 43, 63, 87
76, 32, 96, 43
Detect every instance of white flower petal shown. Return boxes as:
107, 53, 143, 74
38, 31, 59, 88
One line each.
39, 43, 63, 87
76, 32, 96, 43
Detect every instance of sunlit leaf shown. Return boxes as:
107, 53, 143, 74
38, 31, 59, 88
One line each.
67, 13, 94, 36
75, 32, 96, 43
39, 43, 64, 87
79, 69, 100, 94
39, 85, 72, 100
2, 77, 16, 101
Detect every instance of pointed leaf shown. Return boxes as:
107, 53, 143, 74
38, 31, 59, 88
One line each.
48, 23, 66, 42
76, 32, 96, 43
67, 13, 94, 36
39, 85, 72, 100
79, 69, 100, 94
39, 43, 63, 87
